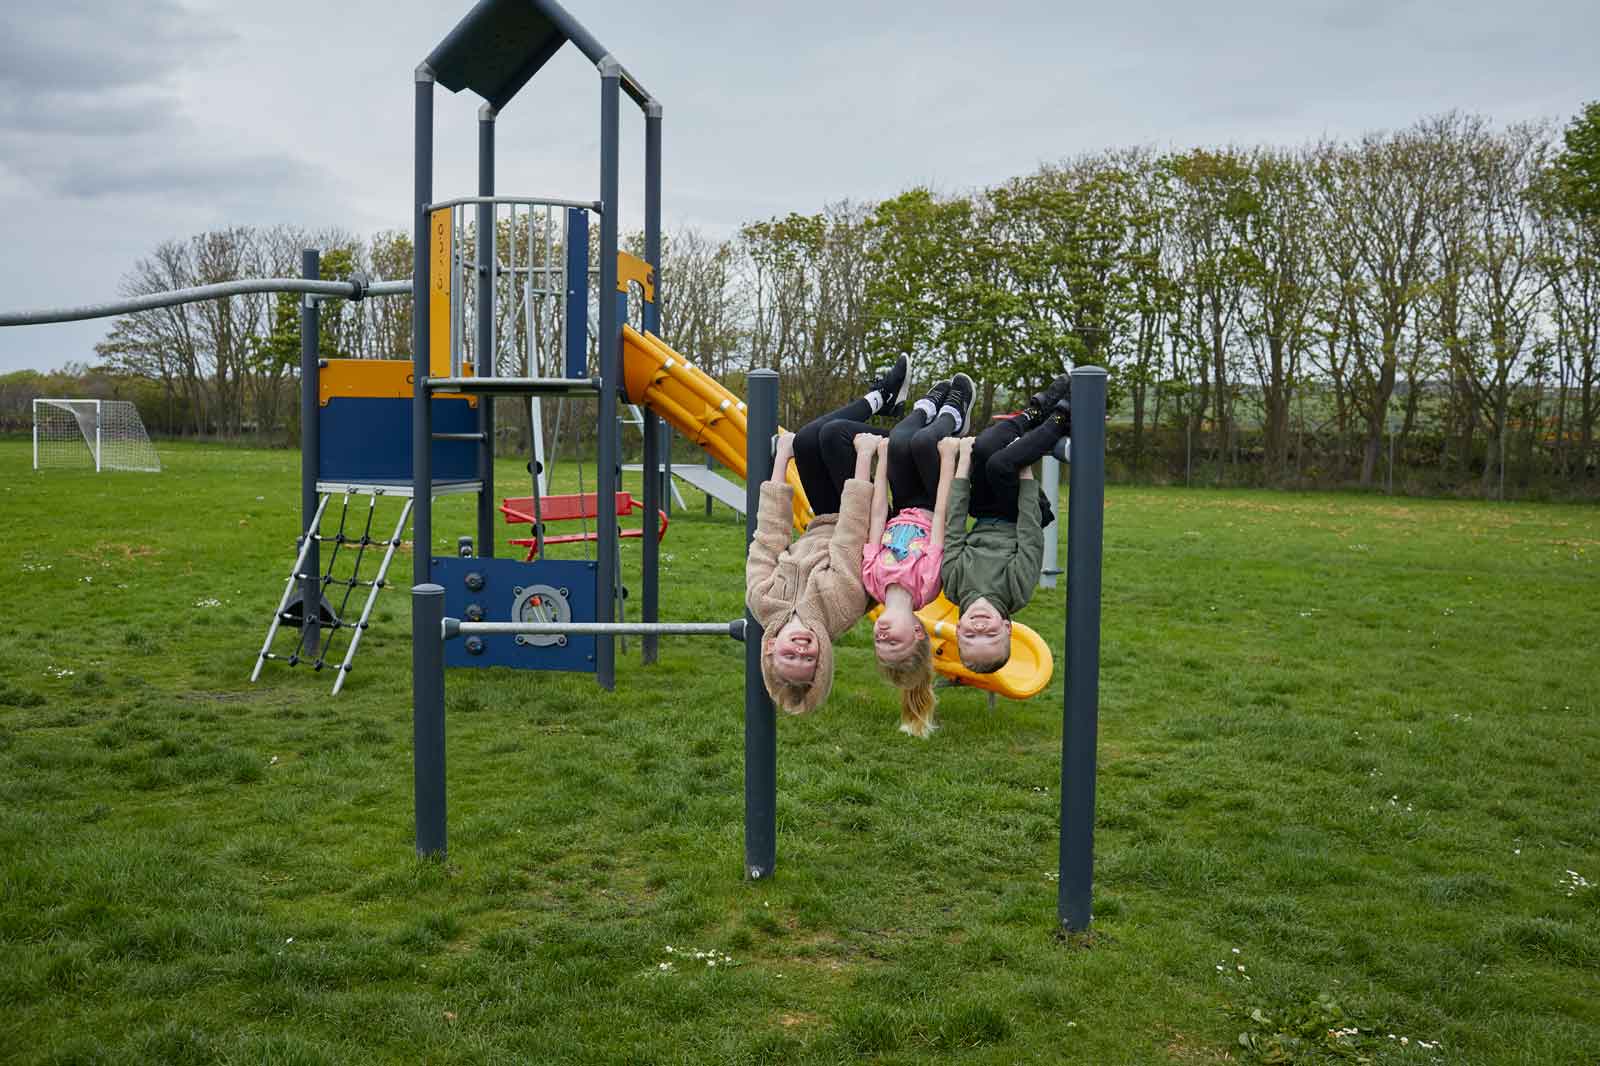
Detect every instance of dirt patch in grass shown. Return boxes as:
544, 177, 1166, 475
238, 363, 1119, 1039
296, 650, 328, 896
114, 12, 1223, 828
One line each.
70, 542, 164, 563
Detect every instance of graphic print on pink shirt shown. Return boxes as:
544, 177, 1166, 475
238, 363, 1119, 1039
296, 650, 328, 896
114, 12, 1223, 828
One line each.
860, 506, 943, 610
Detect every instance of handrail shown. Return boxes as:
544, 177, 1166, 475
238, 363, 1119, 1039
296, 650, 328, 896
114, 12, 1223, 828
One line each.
0, 277, 407, 327
426, 194, 601, 213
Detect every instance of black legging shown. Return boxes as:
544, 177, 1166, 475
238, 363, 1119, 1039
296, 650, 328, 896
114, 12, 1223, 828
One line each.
970, 407, 1069, 522
791, 396, 876, 517
816, 407, 958, 513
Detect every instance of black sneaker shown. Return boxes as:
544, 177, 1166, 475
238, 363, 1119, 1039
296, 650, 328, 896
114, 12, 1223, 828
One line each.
870, 355, 911, 417
1051, 435, 1071, 464
1023, 373, 1071, 426
944, 372, 976, 433
917, 379, 950, 417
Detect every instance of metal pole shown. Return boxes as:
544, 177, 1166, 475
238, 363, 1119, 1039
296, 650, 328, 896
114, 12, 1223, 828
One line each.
596, 61, 622, 691
300, 249, 322, 657
476, 105, 497, 559
451, 620, 744, 638
1060, 366, 1106, 933
412, 583, 447, 857
412, 65, 434, 587
94, 401, 101, 473
745, 369, 779, 880
642, 404, 661, 664
640, 103, 664, 665
1039, 454, 1061, 590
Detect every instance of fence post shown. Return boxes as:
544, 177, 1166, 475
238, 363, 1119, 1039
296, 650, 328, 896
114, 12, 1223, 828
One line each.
1059, 366, 1106, 932
744, 369, 778, 880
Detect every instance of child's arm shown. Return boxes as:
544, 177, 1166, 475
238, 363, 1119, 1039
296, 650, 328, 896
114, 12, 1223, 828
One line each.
747, 433, 796, 590
928, 436, 961, 552
942, 436, 974, 558
866, 435, 890, 547
1003, 468, 1046, 610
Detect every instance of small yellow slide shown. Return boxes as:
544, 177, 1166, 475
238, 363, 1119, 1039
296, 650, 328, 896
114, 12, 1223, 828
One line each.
623, 326, 1053, 701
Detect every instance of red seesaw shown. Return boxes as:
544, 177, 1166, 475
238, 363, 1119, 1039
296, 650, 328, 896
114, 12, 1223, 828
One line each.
500, 492, 668, 562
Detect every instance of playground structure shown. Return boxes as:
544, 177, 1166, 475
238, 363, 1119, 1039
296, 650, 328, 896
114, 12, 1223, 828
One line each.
0, 0, 1108, 933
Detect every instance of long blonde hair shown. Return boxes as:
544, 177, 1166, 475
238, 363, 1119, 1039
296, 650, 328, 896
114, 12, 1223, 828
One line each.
877, 632, 936, 737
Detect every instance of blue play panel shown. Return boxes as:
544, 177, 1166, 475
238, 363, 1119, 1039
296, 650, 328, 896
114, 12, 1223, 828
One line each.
431, 556, 598, 673
320, 396, 479, 483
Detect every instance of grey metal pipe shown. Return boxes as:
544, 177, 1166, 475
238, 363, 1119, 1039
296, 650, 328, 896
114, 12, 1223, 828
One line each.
0, 277, 402, 327
300, 249, 322, 659
744, 369, 778, 880
412, 583, 447, 857
411, 65, 434, 590
427, 194, 600, 213
476, 105, 497, 561
1059, 366, 1107, 933
640, 102, 663, 666
595, 62, 621, 691
446, 619, 744, 639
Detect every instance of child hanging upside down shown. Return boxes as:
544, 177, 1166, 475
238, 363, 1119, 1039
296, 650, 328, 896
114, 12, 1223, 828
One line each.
942, 373, 1073, 674
828, 373, 976, 738
746, 356, 910, 715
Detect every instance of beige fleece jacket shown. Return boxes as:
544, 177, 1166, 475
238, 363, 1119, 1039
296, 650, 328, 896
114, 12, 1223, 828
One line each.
745, 477, 873, 713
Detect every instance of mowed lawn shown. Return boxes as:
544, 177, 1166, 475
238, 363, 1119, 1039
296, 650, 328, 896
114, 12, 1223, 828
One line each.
1, 438, 1597, 1065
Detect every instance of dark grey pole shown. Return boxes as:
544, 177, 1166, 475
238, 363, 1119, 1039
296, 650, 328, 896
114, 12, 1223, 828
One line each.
595, 61, 622, 690
299, 248, 321, 658
412, 65, 434, 587
476, 105, 496, 559
1059, 366, 1107, 932
640, 101, 663, 665
641, 406, 660, 664
745, 369, 778, 880
412, 583, 447, 857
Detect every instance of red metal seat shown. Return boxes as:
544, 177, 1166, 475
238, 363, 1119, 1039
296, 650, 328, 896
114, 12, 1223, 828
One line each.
500, 492, 669, 561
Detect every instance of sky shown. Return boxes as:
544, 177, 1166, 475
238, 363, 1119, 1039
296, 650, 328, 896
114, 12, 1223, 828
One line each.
0, 0, 1594, 374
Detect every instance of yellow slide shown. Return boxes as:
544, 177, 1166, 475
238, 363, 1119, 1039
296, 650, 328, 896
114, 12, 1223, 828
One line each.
623, 326, 1054, 701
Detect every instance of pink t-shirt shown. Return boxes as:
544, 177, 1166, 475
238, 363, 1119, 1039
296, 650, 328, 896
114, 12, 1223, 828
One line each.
861, 506, 943, 609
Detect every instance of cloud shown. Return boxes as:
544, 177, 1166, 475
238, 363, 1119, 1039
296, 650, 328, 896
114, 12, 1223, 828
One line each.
0, 0, 231, 94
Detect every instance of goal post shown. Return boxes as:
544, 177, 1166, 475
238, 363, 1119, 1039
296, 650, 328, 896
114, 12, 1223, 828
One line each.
32, 398, 162, 472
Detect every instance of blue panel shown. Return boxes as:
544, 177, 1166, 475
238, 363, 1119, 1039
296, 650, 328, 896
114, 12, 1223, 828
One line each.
565, 208, 589, 379
431, 556, 598, 673
319, 397, 478, 483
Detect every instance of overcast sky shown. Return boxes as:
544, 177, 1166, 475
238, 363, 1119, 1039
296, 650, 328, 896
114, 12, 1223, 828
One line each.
0, 0, 1593, 373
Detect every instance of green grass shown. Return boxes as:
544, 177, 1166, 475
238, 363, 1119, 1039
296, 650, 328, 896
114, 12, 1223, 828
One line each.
1, 439, 1597, 1065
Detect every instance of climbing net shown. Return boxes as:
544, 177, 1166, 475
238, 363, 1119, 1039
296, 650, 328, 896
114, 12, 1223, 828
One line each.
252, 489, 413, 695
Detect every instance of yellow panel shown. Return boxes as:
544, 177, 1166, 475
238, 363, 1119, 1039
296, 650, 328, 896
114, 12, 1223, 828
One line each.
616, 251, 656, 302
319, 359, 474, 406
429, 207, 453, 377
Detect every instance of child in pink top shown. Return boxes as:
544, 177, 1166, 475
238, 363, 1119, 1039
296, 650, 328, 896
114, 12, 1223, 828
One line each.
837, 373, 973, 737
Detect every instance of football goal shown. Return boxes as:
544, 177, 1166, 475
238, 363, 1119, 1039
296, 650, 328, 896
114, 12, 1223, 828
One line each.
32, 398, 162, 472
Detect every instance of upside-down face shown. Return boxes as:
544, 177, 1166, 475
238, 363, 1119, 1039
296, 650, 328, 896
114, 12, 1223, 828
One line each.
956, 597, 1012, 672
766, 617, 820, 684
873, 609, 925, 665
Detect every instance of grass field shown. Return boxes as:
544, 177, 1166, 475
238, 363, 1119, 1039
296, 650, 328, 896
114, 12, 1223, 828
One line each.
1, 439, 1597, 1065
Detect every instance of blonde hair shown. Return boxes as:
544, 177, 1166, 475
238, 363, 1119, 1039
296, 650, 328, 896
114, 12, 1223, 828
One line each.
877, 633, 937, 737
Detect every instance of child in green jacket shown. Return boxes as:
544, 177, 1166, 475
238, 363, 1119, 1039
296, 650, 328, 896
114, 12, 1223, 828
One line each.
940, 375, 1071, 672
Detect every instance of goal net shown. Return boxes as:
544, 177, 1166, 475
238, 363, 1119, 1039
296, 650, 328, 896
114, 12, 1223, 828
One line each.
33, 399, 162, 472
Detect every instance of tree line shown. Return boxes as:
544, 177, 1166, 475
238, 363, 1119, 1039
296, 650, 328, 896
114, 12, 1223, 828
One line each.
4, 107, 1597, 498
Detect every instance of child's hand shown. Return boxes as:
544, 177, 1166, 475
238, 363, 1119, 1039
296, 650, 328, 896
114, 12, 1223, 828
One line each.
937, 436, 961, 462
876, 437, 889, 457
853, 432, 879, 455
959, 436, 975, 457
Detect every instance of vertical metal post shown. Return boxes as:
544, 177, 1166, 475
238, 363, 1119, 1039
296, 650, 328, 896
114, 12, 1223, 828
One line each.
31, 399, 38, 470
93, 401, 101, 472
595, 61, 621, 690
745, 369, 779, 880
706, 454, 715, 516
411, 65, 434, 587
1059, 366, 1106, 932
661, 420, 673, 517
639, 99, 664, 664
300, 248, 322, 657
1039, 454, 1061, 590
476, 106, 497, 558
641, 404, 661, 665
412, 583, 447, 857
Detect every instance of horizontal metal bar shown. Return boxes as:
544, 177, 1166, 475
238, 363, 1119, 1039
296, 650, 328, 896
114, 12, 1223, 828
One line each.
366, 280, 411, 297
427, 376, 600, 396
0, 277, 410, 326
428, 195, 601, 213
445, 619, 747, 640
430, 432, 486, 441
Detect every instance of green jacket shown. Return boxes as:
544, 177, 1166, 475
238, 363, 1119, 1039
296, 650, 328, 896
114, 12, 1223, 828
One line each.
939, 477, 1044, 619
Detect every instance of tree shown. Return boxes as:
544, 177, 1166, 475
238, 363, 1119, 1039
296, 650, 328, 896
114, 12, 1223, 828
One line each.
1556, 102, 1600, 222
